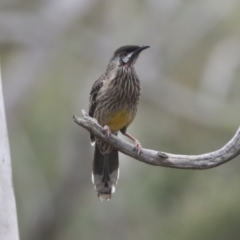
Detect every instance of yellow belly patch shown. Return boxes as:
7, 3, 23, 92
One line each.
107, 110, 132, 132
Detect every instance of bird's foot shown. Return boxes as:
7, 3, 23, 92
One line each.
103, 125, 111, 138
123, 132, 142, 156
134, 139, 142, 156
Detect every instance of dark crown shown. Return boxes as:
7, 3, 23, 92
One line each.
114, 45, 141, 56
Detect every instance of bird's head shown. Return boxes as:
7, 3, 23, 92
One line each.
109, 45, 150, 69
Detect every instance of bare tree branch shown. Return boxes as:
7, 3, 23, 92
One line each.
73, 110, 240, 169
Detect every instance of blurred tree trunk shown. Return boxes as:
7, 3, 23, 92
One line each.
0, 63, 19, 240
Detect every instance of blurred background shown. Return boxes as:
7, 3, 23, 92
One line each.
1, 0, 240, 239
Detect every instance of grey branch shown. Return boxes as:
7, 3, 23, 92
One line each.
73, 110, 240, 169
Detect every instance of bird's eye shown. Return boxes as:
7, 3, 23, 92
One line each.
122, 52, 128, 57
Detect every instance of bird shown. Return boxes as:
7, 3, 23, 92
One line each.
89, 45, 150, 201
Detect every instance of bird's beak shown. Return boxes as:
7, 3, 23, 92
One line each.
128, 45, 150, 63
136, 45, 151, 52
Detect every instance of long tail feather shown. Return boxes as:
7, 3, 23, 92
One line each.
92, 144, 119, 201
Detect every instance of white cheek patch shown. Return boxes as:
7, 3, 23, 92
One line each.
122, 53, 133, 63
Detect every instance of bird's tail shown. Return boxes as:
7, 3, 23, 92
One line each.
92, 144, 119, 201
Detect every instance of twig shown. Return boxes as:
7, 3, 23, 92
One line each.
73, 110, 240, 169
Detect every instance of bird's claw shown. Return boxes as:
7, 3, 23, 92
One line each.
103, 125, 111, 138
134, 140, 142, 156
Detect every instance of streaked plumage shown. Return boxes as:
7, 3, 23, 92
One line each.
89, 45, 150, 201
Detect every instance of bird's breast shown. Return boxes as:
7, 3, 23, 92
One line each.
106, 109, 132, 132
95, 69, 140, 130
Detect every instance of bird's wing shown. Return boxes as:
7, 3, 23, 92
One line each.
89, 74, 105, 144
89, 74, 105, 118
